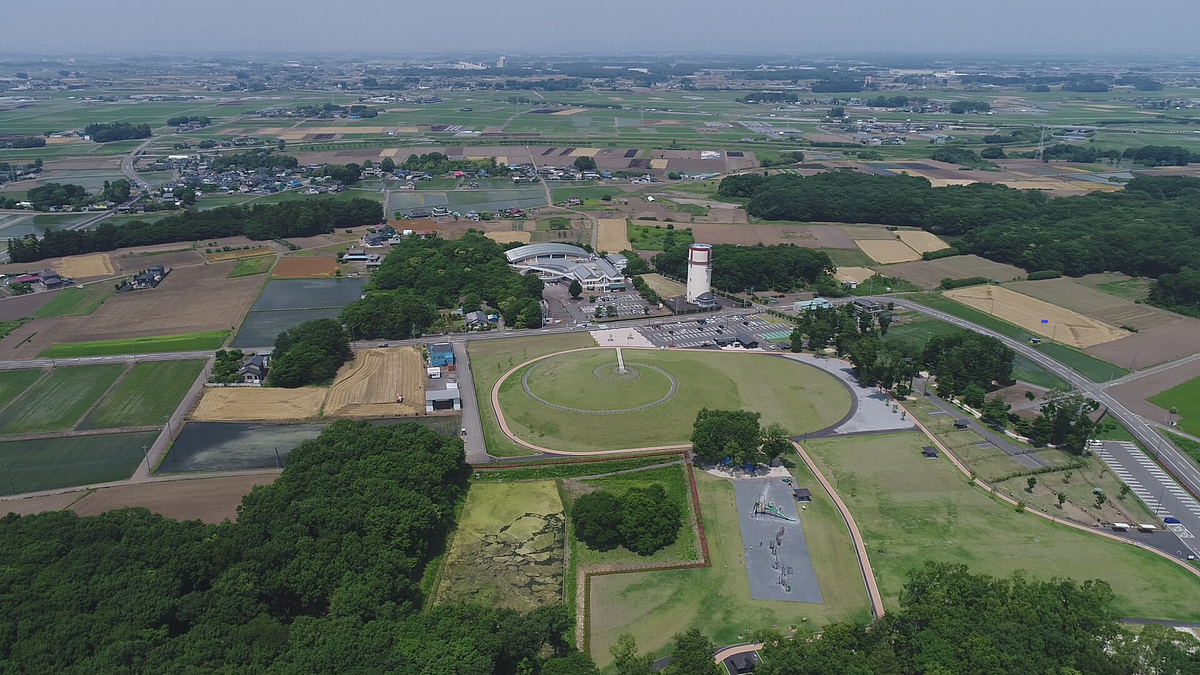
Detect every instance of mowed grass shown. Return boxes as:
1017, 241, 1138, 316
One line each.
0, 369, 45, 411
0, 431, 161, 494
802, 432, 1200, 621
1150, 376, 1200, 437
908, 294, 1127, 382
79, 360, 205, 429
30, 284, 116, 319
38, 331, 230, 358
228, 256, 275, 278
499, 349, 851, 453
0, 364, 126, 434
588, 469, 872, 667
627, 224, 694, 251
468, 333, 598, 458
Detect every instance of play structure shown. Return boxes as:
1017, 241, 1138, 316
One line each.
768, 526, 795, 594
753, 483, 797, 522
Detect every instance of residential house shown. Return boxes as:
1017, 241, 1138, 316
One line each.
464, 310, 490, 330
238, 354, 270, 384
132, 265, 168, 289
429, 343, 456, 367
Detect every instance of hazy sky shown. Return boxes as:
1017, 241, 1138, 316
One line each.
7, 0, 1200, 56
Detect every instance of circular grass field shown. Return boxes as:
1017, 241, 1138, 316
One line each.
497, 348, 852, 453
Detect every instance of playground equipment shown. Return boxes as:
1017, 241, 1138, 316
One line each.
753, 482, 797, 522
768, 526, 794, 593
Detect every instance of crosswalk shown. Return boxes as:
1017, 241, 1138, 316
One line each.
1095, 441, 1200, 539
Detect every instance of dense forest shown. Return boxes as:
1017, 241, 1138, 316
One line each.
267, 318, 352, 387
83, 122, 152, 142
0, 421, 593, 674
6, 198, 383, 262
346, 232, 544, 332
654, 242, 834, 293
718, 172, 1200, 312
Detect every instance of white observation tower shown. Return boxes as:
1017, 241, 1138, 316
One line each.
686, 243, 716, 307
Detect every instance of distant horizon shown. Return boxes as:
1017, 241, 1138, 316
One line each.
6, 0, 1200, 57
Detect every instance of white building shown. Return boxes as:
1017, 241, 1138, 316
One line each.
504, 243, 626, 293
686, 243, 716, 307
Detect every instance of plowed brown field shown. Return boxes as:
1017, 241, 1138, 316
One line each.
325, 346, 425, 417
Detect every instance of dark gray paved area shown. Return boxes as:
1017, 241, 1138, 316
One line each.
734, 478, 822, 603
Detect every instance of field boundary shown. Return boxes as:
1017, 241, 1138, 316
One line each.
71, 363, 133, 430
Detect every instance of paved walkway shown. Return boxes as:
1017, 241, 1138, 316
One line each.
913, 377, 1047, 470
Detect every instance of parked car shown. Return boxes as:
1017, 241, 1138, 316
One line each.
1165, 517, 1181, 524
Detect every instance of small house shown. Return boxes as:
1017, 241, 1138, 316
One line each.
238, 354, 270, 384
724, 652, 761, 674
464, 310, 489, 329
429, 343, 455, 367
922, 446, 940, 459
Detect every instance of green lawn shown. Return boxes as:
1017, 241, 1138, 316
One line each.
79, 360, 205, 429
802, 432, 1200, 621
1094, 278, 1152, 302
587, 469, 872, 667
468, 333, 599, 458
823, 248, 877, 268
0, 370, 45, 411
0, 364, 126, 434
1163, 431, 1200, 467
1149, 376, 1200, 437
626, 224, 694, 251
228, 256, 275, 278
498, 349, 850, 453
39, 331, 230, 358
0, 431, 161, 494
30, 285, 116, 319
907, 294, 1127, 382
551, 186, 622, 202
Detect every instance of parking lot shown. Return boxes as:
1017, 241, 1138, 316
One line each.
637, 315, 787, 349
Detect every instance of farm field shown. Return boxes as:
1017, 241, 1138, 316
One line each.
80, 360, 205, 429
894, 230, 949, 254
232, 308, 342, 349
191, 386, 327, 422
588, 467, 872, 667
250, 278, 369, 311
271, 257, 338, 278
0, 369, 45, 411
0, 431, 162, 494
802, 432, 1200, 620
0, 364, 125, 434
884, 256, 1026, 290
52, 253, 115, 278
1081, 274, 1152, 302
70, 474, 275, 523
639, 273, 686, 298
1007, 278, 1176, 331
484, 231, 531, 244
943, 285, 1128, 349
31, 284, 115, 319
0, 293, 56, 321
204, 247, 273, 262
39, 330, 229, 358
325, 346, 425, 417
468, 333, 598, 458
1083, 318, 1200, 370
596, 218, 632, 252
228, 256, 274, 278
627, 224, 694, 251
833, 266, 876, 284
686, 223, 854, 249
497, 349, 850, 453
1149, 376, 1200, 437
854, 239, 921, 264
434, 481, 565, 612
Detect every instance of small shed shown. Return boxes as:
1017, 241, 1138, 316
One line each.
429, 343, 455, 367
793, 488, 813, 502
724, 652, 762, 674
922, 446, 940, 459
425, 388, 462, 413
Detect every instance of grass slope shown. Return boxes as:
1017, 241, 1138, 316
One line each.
1149, 376, 1200, 437
79, 360, 205, 429
588, 469, 872, 668
0, 431, 161, 494
498, 349, 851, 453
802, 432, 1200, 621
39, 331, 230, 358
31, 284, 116, 319
0, 364, 126, 434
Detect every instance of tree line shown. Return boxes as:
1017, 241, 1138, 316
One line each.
0, 421, 600, 674
6, 197, 383, 262
653, 242, 834, 294
267, 318, 352, 388
210, 149, 299, 172
84, 121, 152, 142
23, 178, 131, 211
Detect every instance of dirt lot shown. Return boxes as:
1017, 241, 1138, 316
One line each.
597, 218, 632, 252
272, 257, 337, 278
205, 248, 273, 263
192, 386, 328, 421
325, 346, 425, 417
1110, 358, 1200, 420
1085, 318, 1200, 369
1007, 278, 1176, 331
111, 249, 206, 274
0, 263, 265, 359
895, 230, 949, 254
855, 239, 922, 264
945, 285, 1129, 349
834, 266, 877, 284
881, 256, 1027, 290
640, 273, 687, 298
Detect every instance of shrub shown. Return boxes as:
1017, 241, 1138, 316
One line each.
1026, 270, 1063, 281
940, 276, 990, 290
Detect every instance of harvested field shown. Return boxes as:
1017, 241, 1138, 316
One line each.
640, 273, 687, 298
325, 347, 425, 417
880, 256, 1026, 290
597, 218, 632, 252
54, 253, 114, 278
895, 230, 949, 254
944, 285, 1129, 349
69, 474, 276, 523
686, 224, 854, 249
205, 247, 273, 263
110, 249, 205, 274
271, 257, 337, 278
0, 263, 266, 360
1008, 278, 1176, 331
1085, 318, 1200, 369
855, 239, 921, 264
834, 266, 876, 284
191, 387, 327, 421
484, 231, 532, 245
840, 225, 897, 241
